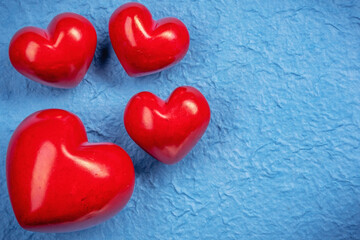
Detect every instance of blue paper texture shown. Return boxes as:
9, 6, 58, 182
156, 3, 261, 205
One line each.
0, 0, 360, 239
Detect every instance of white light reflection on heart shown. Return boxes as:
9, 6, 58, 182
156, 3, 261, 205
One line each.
134, 15, 150, 38
182, 100, 198, 115
53, 32, 64, 48
125, 17, 136, 47
69, 27, 81, 41
142, 107, 153, 130
30, 141, 56, 212
61, 145, 110, 178
25, 41, 39, 63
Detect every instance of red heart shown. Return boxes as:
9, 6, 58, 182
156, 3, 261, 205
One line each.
109, 2, 190, 77
9, 13, 97, 88
6, 109, 135, 232
124, 86, 210, 164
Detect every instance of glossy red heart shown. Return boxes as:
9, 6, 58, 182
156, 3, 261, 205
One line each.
6, 109, 135, 232
9, 13, 97, 88
109, 2, 190, 77
124, 86, 210, 164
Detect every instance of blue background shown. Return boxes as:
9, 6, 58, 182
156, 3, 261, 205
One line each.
0, 0, 359, 239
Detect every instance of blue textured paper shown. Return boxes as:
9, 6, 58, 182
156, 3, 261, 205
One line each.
0, 0, 360, 239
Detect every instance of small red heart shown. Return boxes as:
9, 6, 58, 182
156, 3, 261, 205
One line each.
9, 13, 97, 88
109, 2, 190, 77
124, 86, 210, 164
6, 109, 135, 232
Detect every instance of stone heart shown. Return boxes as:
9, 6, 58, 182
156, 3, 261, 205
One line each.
109, 2, 190, 77
6, 109, 135, 232
9, 13, 97, 88
124, 86, 210, 164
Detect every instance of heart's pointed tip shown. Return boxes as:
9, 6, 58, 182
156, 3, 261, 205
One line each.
34, 81, 81, 89
18, 218, 103, 233
127, 72, 151, 78
156, 156, 183, 165
162, 161, 180, 165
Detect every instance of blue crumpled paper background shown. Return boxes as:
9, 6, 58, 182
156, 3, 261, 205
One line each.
0, 0, 360, 239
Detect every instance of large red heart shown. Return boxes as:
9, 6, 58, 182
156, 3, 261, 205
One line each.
9, 13, 97, 88
109, 2, 190, 77
6, 109, 135, 232
124, 86, 210, 164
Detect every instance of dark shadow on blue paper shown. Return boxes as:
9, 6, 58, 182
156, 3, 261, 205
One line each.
93, 35, 111, 70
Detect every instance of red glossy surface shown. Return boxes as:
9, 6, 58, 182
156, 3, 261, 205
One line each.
109, 2, 190, 77
6, 109, 135, 232
124, 86, 211, 164
9, 13, 97, 88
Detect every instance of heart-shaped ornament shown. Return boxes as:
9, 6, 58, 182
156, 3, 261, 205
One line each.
6, 109, 135, 232
9, 13, 97, 88
109, 2, 190, 77
124, 86, 210, 164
